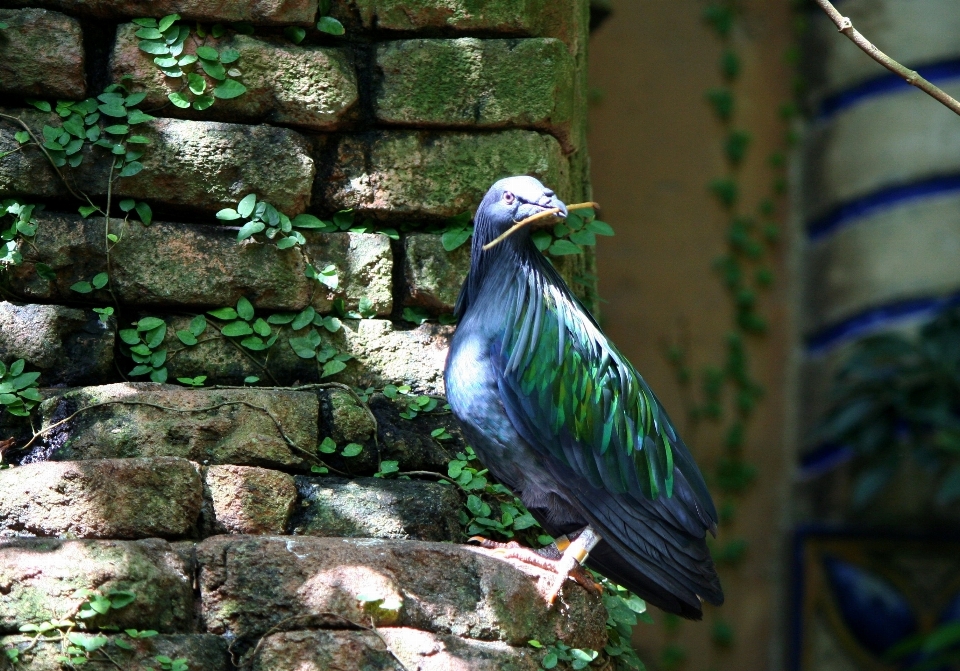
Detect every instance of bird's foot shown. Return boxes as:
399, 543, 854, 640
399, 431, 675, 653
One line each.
468, 535, 603, 602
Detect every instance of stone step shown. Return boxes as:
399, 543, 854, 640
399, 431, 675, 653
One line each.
0, 457, 202, 539
0, 0, 316, 24
196, 535, 607, 657
8, 213, 393, 316
0, 8, 86, 100
0, 634, 228, 671
403, 233, 470, 313
0, 537, 194, 635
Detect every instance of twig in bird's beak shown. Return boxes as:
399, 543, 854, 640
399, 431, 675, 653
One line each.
482, 201, 600, 251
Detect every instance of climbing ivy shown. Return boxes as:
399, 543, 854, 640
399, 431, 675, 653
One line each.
660, 0, 799, 666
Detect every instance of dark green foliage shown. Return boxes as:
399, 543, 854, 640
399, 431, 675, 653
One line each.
818, 306, 960, 507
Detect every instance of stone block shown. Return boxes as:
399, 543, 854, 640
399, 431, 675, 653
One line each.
801, 82, 960, 221
369, 394, 463, 473
330, 0, 577, 41
0, 111, 315, 214
197, 536, 606, 652
1, 0, 315, 24
403, 233, 469, 312
112, 24, 358, 130
161, 317, 452, 394
0, 302, 114, 386
803, 0, 960, 108
0, 537, 193, 634
204, 465, 296, 535
0, 634, 229, 670
376, 39, 574, 150
319, 130, 569, 218
19, 384, 319, 472
251, 629, 541, 671
290, 476, 462, 541
0, 9, 86, 99
803, 193, 960, 335
0, 457, 202, 539
7, 213, 393, 316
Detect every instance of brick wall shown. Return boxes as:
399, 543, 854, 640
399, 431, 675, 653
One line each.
0, 1, 602, 668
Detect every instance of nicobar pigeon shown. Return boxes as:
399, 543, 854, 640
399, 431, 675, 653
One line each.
444, 176, 723, 619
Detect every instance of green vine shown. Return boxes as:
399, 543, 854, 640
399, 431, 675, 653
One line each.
659, 0, 798, 665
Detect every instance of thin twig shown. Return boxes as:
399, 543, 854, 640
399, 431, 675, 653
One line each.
0, 112, 88, 200
815, 0, 960, 116
482, 201, 600, 251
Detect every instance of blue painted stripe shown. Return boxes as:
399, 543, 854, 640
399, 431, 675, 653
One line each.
807, 175, 960, 240
818, 60, 960, 119
805, 292, 960, 354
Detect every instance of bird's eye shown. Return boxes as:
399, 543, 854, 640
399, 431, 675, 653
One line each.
503, 192, 515, 204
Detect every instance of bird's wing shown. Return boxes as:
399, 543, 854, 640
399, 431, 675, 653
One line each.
494, 267, 719, 536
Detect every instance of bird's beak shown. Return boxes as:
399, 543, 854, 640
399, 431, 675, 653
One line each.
516, 193, 568, 228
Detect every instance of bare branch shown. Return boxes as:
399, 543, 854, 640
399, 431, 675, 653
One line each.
815, 0, 960, 116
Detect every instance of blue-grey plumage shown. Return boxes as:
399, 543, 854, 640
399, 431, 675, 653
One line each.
444, 176, 723, 618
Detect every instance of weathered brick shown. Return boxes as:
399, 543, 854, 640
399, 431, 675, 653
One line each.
803, 193, 960, 335
7, 213, 393, 316
1, 0, 315, 24
112, 24, 358, 130
290, 476, 462, 541
0, 537, 193, 634
0, 111, 315, 214
376, 39, 574, 150
0, 634, 229, 670
403, 233, 469, 312
0, 457, 202, 539
320, 130, 569, 218
197, 536, 607, 652
0, 301, 114, 386
330, 0, 576, 40
19, 384, 319, 472
0, 9, 85, 99
161, 317, 452, 394
203, 465, 296, 535
252, 629, 541, 671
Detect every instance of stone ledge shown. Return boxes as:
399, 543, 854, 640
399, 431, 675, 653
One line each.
330, 0, 578, 42
161, 317, 451, 394
0, 111, 315, 215
403, 233, 469, 312
8, 213, 393, 316
0, 537, 194, 634
197, 535, 607, 654
801, 82, 960, 222
318, 130, 569, 218
0, 457, 202, 539
0, 8, 86, 100
803, 193, 960, 335
0, 0, 316, 24
0, 301, 115, 386
375, 38, 574, 151
252, 628, 543, 671
290, 475, 463, 542
18, 383, 319, 472
0, 633, 229, 671
112, 24, 359, 131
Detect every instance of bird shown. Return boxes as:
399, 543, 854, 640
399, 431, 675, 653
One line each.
443, 176, 723, 619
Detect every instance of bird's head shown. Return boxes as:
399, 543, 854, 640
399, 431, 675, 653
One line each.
473, 176, 568, 253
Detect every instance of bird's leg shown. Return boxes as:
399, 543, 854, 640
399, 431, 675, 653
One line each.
544, 526, 602, 604
469, 530, 603, 602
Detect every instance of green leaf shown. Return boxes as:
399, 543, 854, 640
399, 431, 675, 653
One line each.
267, 313, 296, 324
119, 198, 136, 212
36, 263, 56, 281
127, 135, 150, 144
99, 103, 127, 117
27, 99, 52, 112
189, 314, 207, 336
284, 26, 306, 43
317, 16, 345, 35
195, 46, 219, 60
201, 59, 226, 80
168, 92, 191, 108
341, 443, 363, 457
214, 79, 247, 99
91, 272, 109, 289
176, 330, 198, 346
135, 201, 152, 225
322, 359, 347, 377
70, 281, 93, 294
221, 321, 253, 337
208, 307, 238, 320
237, 193, 257, 217
318, 436, 337, 454
119, 329, 141, 345
236, 296, 255, 321
158, 13, 180, 31
150, 367, 168, 383
237, 220, 265, 241
192, 94, 215, 110
136, 27, 164, 39
119, 161, 144, 177
216, 208, 241, 221
548, 239, 582, 256
78, 205, 98, 218
292, 307, 316, 331
441, 228, 471, 251
137, 316, 165, 331
219, 48, 240, 63
292, 214, 328, 229
14, 130, 30, 144
187, 72, 206, 95
126, 109, 155, 124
